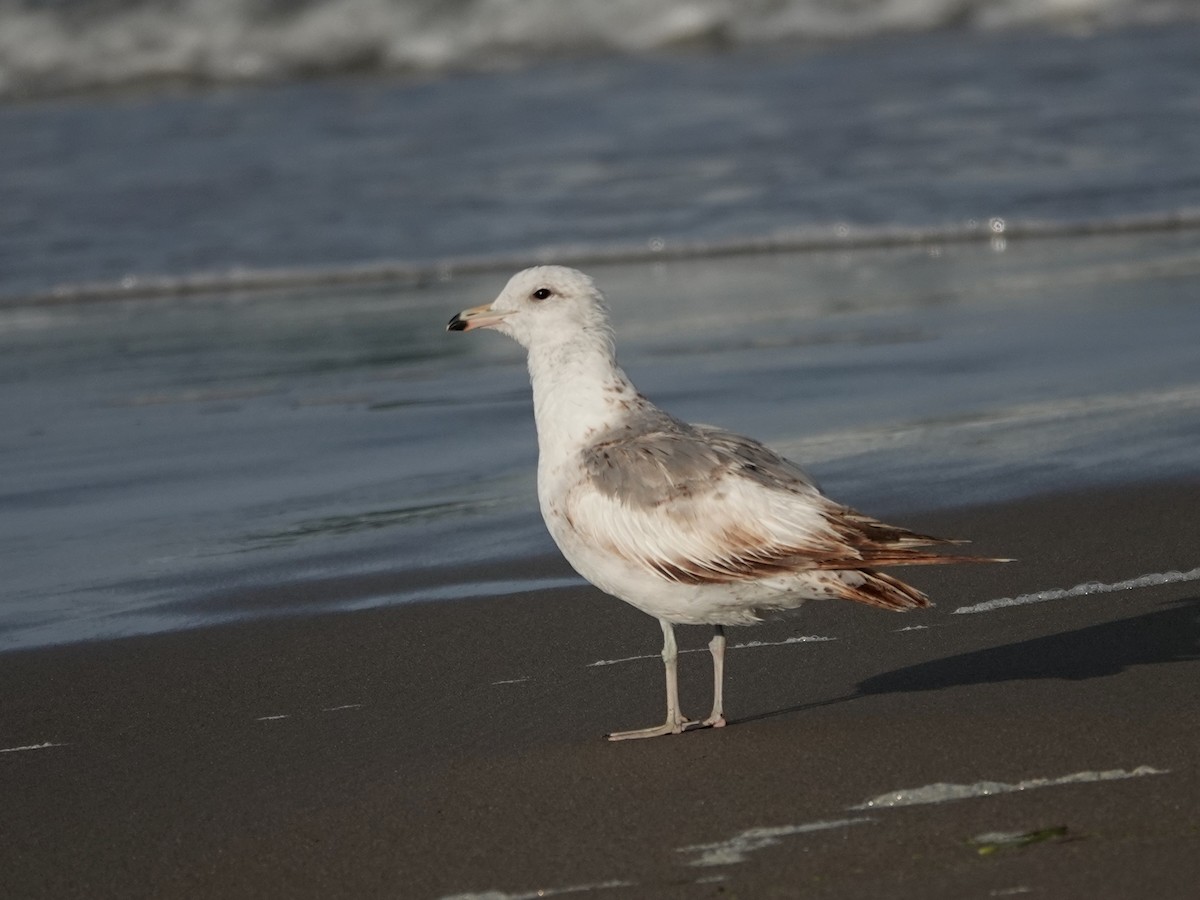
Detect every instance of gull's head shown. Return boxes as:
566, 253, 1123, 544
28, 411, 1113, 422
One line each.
446, 265, 611, 351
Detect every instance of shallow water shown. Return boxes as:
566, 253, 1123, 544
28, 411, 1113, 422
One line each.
4, 18, 1200, 649
3, 230, 1200, 650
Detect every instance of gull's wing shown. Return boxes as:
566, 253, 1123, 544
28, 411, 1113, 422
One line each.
572, 416, 972, 591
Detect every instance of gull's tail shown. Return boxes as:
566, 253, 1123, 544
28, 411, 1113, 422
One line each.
825, 569, 934, 611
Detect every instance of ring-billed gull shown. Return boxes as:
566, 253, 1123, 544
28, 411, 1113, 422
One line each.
448, 266, 1004, 741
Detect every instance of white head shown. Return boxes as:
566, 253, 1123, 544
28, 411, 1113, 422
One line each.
447, 266, 613, 352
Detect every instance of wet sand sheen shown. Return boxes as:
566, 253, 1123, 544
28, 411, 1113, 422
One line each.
2, 480, 1199, 898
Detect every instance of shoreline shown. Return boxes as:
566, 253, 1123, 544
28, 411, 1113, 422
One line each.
9, 208, 1200, 308
3, 479, 1200, 897
4, 472, 1195, 657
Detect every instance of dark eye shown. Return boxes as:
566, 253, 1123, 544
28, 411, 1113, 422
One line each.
531, 287, 553, 301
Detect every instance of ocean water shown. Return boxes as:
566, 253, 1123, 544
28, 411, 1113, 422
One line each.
2, 12, 1200, 650
4, 19, 1200, 302
2, 0, 1196, 101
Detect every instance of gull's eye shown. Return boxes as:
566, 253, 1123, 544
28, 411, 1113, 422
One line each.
531, 287, 553, 301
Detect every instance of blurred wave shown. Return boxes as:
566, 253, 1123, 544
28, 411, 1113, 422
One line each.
2, 0, 1197, 100
9, 208, 1200, 307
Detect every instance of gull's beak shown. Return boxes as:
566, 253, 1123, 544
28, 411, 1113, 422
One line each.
447, 303, 513, 333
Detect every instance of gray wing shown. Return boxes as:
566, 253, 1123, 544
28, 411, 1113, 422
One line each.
581, 411, 818, 509
574, 411, 964, 586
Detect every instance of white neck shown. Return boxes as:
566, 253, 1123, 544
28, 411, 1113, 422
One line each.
527, 335, 638, 462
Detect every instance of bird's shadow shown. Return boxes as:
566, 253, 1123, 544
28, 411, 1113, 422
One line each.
733, 596, 1200, 726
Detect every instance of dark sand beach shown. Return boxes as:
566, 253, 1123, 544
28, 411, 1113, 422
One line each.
4, 480, 1199, 899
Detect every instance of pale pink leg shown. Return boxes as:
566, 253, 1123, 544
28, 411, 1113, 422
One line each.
702, 625, 727, 728
607, 619, 696, 741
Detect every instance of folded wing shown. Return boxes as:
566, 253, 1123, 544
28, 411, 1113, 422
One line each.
573, 417, 983, 591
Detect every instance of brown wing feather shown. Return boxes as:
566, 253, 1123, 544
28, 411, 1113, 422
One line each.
816, 503, 1008, 569
578, 412, 1008, 589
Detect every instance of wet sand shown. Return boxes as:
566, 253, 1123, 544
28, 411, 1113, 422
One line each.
3, 480, 1200, 899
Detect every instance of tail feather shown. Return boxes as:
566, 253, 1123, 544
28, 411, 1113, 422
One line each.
827, 569, 932, 611
813, 505, 1010, 610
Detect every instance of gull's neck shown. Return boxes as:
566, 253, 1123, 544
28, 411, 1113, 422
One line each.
527, 333, 638, 460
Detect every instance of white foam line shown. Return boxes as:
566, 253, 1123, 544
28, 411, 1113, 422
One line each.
0, 741, 67, 753
322, 704, 362, 712
677, 817, 874, 867
730, 635, 836, 650
588, 635, 834, 667
588, 653, 662, 667
439, 879, 634, 900
850, 765, 1168, 810
954, 567, 1200, 615
256, 715, 289, 721
18, 208, 1200, 307
491, 677, 530, 685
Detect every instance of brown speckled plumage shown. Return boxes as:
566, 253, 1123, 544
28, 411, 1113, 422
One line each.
449, 265, 1007, 739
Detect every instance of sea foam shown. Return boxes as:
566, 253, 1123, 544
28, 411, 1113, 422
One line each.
2, 0, 1197, 100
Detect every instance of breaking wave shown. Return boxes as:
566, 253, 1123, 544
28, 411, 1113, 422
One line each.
2, 0, 1197, 100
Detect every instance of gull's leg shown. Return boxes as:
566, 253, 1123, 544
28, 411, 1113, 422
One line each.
607, 619, 695, 741
702, 625, 727, 728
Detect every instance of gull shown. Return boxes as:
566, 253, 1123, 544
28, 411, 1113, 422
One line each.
448, 266, 1003, 740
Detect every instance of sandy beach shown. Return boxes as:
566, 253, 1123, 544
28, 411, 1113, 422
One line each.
4, 479, 1198, 899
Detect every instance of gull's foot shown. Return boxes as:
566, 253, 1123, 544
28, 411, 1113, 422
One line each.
606, 717, 697, 741
701, 714, 727, 729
